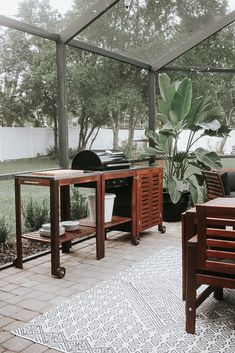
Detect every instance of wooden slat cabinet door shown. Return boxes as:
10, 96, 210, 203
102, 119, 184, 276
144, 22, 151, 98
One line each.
136, 167, 163, 233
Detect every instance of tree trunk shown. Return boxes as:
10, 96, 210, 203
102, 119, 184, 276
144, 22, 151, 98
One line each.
4, 116, 13, 127
128, 108, 136, 147
111, 111, 119, 150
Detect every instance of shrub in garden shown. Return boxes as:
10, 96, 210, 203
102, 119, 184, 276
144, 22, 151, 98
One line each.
23, 196, 49, 232
70, 188, 88, 220
0, 216, 11, 244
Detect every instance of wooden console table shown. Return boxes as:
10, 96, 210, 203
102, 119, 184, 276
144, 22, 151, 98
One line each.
14, 166, 164, 278
14, 170, 102, 278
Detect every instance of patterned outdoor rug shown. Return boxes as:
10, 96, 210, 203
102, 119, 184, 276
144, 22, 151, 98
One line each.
12, 248, 235, 353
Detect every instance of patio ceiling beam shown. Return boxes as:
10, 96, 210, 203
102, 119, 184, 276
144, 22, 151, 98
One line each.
152, 10, 235, 72
0, 15, 60, 41
69, 39, 152, 70
60, 0, 121, 44
160, 66, 235, 73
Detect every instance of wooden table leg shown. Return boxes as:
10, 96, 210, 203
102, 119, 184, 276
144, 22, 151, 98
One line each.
50, 180, 64, 278
15, 178, 23, 269
131, 174, 139, 245
60, 185, 71, 253
182, 208, 196, 300
96, 175, 105, 260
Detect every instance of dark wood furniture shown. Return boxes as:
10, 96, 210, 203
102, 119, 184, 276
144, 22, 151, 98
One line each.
84, 166, 165, 244
202, 169, 235, 201
14, 166, 164, 278
136, 167, 165, 234
185, 200, 235, 334
14, 170, 102, 278
202, 170, 226, 200
182, 197, 235, 300
213, 168, 235, 197
181, 207, 196, 300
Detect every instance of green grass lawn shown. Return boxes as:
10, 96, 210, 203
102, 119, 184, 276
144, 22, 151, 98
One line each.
0, 157, 59, 237
0, 156, 59, 175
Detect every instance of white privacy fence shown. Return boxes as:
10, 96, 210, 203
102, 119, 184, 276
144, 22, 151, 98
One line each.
0, 127, 146, 161
0, 127, 234, 161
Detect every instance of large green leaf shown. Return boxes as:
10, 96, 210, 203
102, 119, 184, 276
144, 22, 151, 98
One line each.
158, 73, 175, 106
159, 127, 175, 136
157, 98, 168, 116
187, 180, 198, 205
195, 148, 222, 169
194, 173, 205, 186
158, 73, 171, 102
204, 124, 231, 137
217, 125, 231, 136
173, 152, 187, 163
157, 112, 168, 125
199, 119, 220, 131
145, 129, 173, 155
170, 78, 192, 125
156, 134, 173, 154
187, 96, 205, 128
145, 128, 157, 141
187, 94, 217, 129
168, 178, 182, 203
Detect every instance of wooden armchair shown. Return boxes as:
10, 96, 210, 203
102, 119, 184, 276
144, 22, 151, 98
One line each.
202, 170, 235, 201
185, 202, 235, 334
223, 170, 235, 197
202, 170, 226, 200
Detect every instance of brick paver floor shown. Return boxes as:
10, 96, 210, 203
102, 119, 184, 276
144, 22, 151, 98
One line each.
0, 222, 181, 352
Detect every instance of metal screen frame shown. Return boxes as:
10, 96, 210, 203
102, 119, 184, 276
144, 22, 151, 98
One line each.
0, 2, 234, 168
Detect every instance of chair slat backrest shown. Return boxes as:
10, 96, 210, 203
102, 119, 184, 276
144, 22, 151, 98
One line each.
202, 171, 225, 200
196, 204, 235, 275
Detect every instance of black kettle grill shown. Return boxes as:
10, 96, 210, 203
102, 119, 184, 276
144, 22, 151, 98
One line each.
71, 150, 131, 171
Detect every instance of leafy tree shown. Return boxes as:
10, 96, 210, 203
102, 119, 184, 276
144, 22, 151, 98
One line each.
67, 1, 149, 151
0, 29, 31, 126
17, 0, 60, 155
0, 0, 61, 159
100, 61, 147, 149
167, 1, 235, 152
67, 49, 110, 151
18, 0, 61, 31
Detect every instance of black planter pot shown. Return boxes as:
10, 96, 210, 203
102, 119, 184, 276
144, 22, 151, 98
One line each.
163, 191, 190, 222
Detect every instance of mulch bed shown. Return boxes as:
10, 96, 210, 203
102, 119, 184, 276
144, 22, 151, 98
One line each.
0, 240, 50, 267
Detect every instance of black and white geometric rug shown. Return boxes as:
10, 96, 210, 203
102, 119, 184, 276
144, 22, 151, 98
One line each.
12, 248, 235, 353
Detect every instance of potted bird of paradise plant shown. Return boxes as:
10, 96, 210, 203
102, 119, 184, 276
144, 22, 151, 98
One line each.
144, 73, 230, 221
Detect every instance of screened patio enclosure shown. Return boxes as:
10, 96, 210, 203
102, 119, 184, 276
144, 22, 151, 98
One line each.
0, 0, 234, 168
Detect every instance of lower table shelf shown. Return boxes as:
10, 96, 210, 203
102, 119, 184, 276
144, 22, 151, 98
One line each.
21, 215, 132, 245
21, 225, 96, 244
79, 215, 132, 228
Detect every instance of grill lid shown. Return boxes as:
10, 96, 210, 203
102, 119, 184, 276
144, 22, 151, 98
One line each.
71, 150, 130, 171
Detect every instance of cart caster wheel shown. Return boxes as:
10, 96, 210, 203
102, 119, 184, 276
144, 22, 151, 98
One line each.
158, 224, 166, 233
56, 266, 66, 279
132, 237, 140, 245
